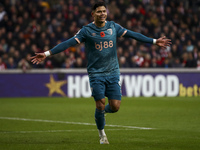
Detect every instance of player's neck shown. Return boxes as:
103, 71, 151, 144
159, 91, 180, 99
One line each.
94, 21, 106, 28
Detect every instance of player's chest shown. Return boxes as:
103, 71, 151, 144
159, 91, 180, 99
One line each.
86, 28, 116, 42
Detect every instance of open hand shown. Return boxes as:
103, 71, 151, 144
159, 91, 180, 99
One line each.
156, 36, 172, 48
30, 53, 46, 64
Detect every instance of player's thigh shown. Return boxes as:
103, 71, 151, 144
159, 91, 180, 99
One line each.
89, 76, 106, 101
105, 75, 122, 100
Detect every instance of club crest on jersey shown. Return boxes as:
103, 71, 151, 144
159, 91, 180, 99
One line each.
100, 31, 105, 37
107, 29, 113, 35
92, 33, 96, 36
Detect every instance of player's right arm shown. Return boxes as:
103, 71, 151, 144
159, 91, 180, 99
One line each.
31, 37, 78, 64
31, 28, 86, 65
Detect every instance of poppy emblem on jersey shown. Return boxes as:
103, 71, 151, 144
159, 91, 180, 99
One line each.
100, 32, 105, 37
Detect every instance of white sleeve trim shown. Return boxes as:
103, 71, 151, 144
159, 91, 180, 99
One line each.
120, 30, 127, 37
75, 38, 80, 44
153, 39, 157, 44
44, 51, 51, 57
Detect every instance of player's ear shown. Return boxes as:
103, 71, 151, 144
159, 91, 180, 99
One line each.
91, 11, 94, 17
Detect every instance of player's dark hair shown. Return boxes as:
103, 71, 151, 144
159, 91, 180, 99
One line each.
92, 1, 107, 11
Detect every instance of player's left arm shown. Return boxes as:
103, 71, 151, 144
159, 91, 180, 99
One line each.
115, 23, 171, 48
124, 30, 171, 48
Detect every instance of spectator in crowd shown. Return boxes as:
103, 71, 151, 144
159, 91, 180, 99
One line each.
119, 56, 130, 68
18, 58, 31, 72
6, 57, 16, 69
197, 58, 200, 70
185, 52, 197, 68
142, 53, 151, 68
133, 51, 144, 67
74, 57, 85, 68
0, 0, 200, 70
172, 57, 182, 68
0, 3, 6, 22
161, 57, 172, 68
62, 57, 73, 68
0, 57, 6, 70
150, 57, 160, 68
45, 60, 53, 69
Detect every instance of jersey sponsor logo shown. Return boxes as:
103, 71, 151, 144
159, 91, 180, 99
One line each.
95, 40, 113, 51
107, 29, 113, 35
100, 31, 105, 37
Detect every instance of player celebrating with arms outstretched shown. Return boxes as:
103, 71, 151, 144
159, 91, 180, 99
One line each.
31, 1, 171, 144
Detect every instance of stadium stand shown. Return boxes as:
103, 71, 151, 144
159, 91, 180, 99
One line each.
0, 0, 199, 70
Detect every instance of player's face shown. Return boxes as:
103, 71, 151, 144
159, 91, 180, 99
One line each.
93, 6, 107, 24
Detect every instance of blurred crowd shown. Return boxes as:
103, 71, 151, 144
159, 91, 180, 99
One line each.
0, 0, 200, 71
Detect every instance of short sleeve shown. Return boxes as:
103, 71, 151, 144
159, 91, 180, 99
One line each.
115, 23, 127, 37
74, 27, 86, 43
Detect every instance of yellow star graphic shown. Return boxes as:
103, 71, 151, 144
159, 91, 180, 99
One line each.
45, 75, 67, 97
